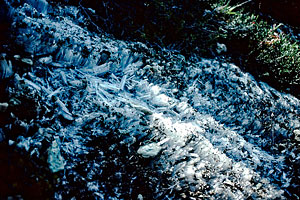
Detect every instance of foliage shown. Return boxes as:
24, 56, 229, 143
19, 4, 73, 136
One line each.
252, 25, 300, 84
216, 3, 300, 93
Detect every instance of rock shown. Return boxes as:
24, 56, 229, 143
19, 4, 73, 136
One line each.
137, 142, 162, 158
48, 139, 66, 173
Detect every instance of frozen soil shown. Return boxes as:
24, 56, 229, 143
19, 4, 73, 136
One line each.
1, 1, 299, 199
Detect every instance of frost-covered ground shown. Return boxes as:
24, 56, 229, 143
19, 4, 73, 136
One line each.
1, 1, 300, 199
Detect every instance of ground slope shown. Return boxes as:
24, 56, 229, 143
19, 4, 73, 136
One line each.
1, 1, 299, 199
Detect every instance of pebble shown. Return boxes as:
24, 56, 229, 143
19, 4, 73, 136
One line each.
137, 142, 162, 158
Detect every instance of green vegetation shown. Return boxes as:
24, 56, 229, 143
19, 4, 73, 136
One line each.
214, 1, 300, 94
79, 0, 300, 97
